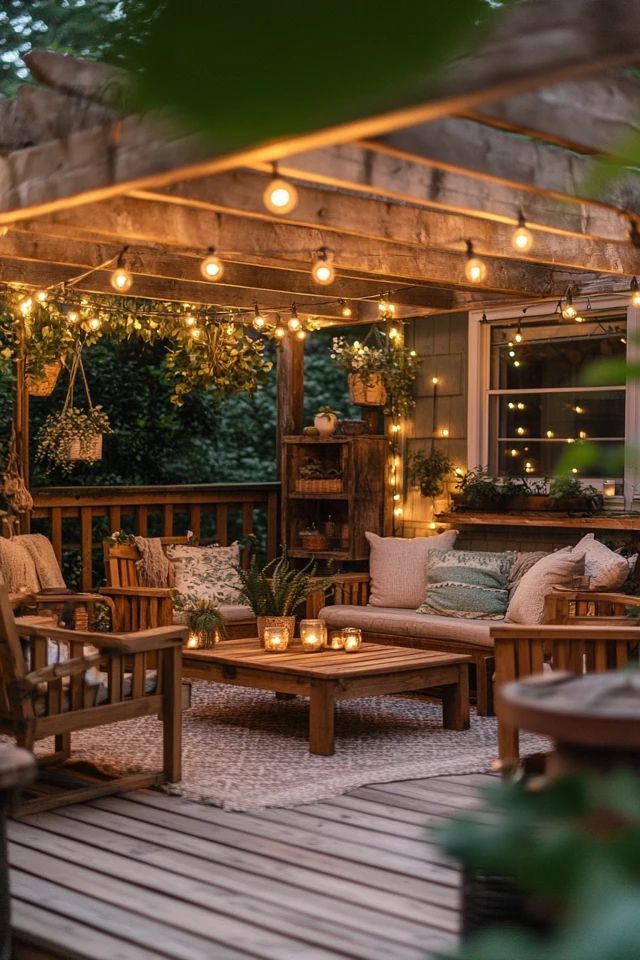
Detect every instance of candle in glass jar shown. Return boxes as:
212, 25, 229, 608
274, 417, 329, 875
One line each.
299, 619, 325, 652
186, 632, 200, 649
263, 626, 290, 652
603, 480, 616, 498
326, 631, 345, 650
342, 627, 362, 653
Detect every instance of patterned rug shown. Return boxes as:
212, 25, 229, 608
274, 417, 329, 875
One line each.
33, 681, 548, 810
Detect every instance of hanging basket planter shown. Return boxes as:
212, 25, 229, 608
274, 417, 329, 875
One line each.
26, 361, 62, 397
65, 433, 103, 463
348, 372, 387, 406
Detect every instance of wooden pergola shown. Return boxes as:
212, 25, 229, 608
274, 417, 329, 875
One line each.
1, 0, 639, 489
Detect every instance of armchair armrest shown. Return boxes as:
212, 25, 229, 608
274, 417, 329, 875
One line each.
18, 652, 102, 690
14, 619, 186, 655
100, 586, 173, 598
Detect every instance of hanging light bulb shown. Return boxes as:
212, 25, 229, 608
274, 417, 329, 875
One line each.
388, 326, 400, 341
110, 248, 133, 292
19, 297, 33, 316
340, 299, 352, 318
296, 328, 307, 341
274, 324, 286, 339
512, 211, 533, 252
35, 289, 48, 303
263, 163, 298, 214
88, 316, 101, 331
311, 247, 335, 285
184, 313, 196, 328
514, 321, 523, 344
630, 277, 640, 307
252, 304, 267, 330
464, 241, 487, 283
288, 305, 301, 332
200, 247, 224, 281
562, 288, 577, 320
67, 310, 79, 324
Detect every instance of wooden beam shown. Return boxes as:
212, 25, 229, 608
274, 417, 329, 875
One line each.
28, 195, 584, 297
2, 1, 640, 223
463, 70, 640, 156
146, 169, 640, 276
0, 86, 113, 153
275, 144, 633, 244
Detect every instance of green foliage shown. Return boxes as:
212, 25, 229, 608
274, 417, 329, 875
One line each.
548, 475, 602, 511
330, 329, 421, 419
172, 593, 226, 644
408, 447, 453, 498
35, 405, 112, 474
236, 552, 334, 617
455, 468, 505, 508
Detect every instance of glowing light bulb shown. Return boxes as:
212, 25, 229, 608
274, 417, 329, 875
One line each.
441, 428, 449, 438
184, 313, 196, 327
517, 402, 525, 410
508, 402, 515, 410
311, 250, 335, 285
546, 430, 555, 439
512, 213, 533, 252
88, 316, 101, 331
263, 176, 298, 214
110, 267, 133, 292
562, 290, 577, 320
340, 300, 352, 318
274, 325, 286, 339
510, 449, 519, 457
508, 349, 516, 358
410, 350, 417, 357
288, 314, 301, 333
19, 297, 33, 315
514, 331, 522, 344
296, 329, 307, 340
391, 423, 400, 433
579, 430, 587, 439
253, 305, 266, 330
575, 314, 584, 323
35, 289, 48, 303
464, 241, 487, 283
191, 327, 202, 339
631, 278, 640, 306
393, 493, 401, 501
429, 521, 438, 531
567, 438, 575, 444
455, 467, 464, 477
571, 468, 578, 474
516, 426, 525, 436
513, 360, 521, 367
432, 376, 439, 385
388, 327, 399, 340
393, 506, 403, 518
378, 299, 390, 314
67, 310, 79, 323
200, 250, 224, 281
574, 405, 584, 414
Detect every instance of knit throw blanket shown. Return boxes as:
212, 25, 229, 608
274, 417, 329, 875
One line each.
134, 536, 171, 587
16, 533, 66, 589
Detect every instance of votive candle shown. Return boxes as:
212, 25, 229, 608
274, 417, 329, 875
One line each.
342, 627, 363, 653
299, 619, 325, 652
326, 631, 345, 650
263, 626, 290, 652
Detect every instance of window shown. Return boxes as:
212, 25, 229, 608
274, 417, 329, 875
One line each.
487, 315, 626, 478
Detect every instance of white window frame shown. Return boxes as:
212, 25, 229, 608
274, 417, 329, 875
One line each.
467, 297, 640, 510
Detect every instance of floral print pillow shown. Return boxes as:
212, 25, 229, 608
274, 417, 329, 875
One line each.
167, 542, 242, 605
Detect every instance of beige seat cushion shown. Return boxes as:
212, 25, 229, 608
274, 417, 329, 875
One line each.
365, 530, 458, 609
172, 603, 254, 626
319, 604, 494, 649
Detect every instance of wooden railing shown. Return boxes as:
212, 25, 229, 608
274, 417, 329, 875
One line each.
30, 483, 280, 591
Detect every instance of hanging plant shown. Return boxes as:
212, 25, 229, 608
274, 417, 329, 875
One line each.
35, 347, 112, 474
0, 290, 75, 385
330, 328, 420, 419
408, 448, 453, 498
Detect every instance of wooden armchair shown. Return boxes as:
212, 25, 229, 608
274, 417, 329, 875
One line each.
101, 536, 255, 638
0, 584, 186, 815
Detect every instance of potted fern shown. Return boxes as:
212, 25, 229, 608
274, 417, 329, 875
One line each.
236, 552, 335, 643
173, 593, 226, 648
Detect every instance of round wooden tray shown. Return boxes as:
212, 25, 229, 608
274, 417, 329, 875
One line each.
499, 671, 640, 751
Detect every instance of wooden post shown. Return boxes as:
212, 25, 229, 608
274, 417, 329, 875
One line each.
0, 744, 35, 960
276, 334, 304, 477
13, 323, 30, 532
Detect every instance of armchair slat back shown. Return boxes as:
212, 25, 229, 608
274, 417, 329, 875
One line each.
102, 537, 185, 631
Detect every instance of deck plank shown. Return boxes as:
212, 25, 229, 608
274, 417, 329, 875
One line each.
9, 774, 494, 960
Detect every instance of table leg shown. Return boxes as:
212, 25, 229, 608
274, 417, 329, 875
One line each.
442, 665, 470, 731
309, 681, 336, 755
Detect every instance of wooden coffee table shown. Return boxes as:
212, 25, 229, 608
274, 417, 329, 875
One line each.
182, 639, 471, 755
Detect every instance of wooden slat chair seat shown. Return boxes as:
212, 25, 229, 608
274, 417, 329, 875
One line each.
102, 537, 256, 638
0, 584, 185, 815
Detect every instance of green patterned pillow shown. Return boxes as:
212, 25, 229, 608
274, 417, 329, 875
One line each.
417, 549, 514, 620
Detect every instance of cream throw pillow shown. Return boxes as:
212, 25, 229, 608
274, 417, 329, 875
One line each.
0, 537, 40, 593
506, 550, 585, 624
572, 534, 629, 591
366, 530, 458, 608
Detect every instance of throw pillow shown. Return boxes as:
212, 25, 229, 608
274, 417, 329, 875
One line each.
506, 550, 586, 624
508, 550, 548, 601
572, 534, 629, 590
417, 549, 514, 620
0, 537, 40, 594
366, 530, 458, 608
167, 542, 243, 605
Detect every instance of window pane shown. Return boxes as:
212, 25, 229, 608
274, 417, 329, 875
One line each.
497, 439, 624, 479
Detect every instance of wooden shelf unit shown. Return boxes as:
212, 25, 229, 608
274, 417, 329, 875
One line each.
282, 436, 386, 561
436, 511, 640, 530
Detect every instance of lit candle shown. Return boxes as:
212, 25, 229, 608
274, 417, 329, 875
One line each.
299, 619, 325, 652
187, 632, 200, 649
603, 480, 616, 498
263, 626, 290, 652
326, 631, 345, 650
342, 627, 362, 653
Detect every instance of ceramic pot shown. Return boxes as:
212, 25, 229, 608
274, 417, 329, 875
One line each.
313, 413, 338, 437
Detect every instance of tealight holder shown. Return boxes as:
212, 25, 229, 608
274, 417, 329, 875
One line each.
263, 626, 290, 653
299, 619, 325, 653
326, 630, 345, 650
342, 627, 363, 653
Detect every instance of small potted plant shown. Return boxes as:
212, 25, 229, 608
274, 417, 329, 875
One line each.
408, 448, 453, 498
235, 552, 335, 643
173, 593, 226, 648
453, 468, 506, 511
313, 405, 340, 437
548, 475, 603, 514
295, 457, 343, 494
330, 331, 420, 418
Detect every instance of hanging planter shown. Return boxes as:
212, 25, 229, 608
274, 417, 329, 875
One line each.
26, 360, 62, 397
347, 372, 386, 406
35, 346, 112, 473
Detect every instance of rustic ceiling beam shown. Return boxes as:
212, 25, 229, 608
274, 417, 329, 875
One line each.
26, 195, 579, 297
2, 2, 640, 223
462, 70, 640, 156
274, 144, 632, 244
144, 170, 640, 276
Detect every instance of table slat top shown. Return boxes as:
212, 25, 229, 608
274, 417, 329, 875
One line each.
183, 639, 470, 679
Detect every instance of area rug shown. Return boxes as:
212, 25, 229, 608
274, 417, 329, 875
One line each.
31, 681, 549, 810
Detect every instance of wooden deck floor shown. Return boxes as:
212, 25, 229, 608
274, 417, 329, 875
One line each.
7, 773, 493, 960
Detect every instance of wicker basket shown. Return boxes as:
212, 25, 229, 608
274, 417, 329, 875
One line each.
256, 615, 296, 644
348, 372, 386, 406
65, 434, 103, 462
295, 478, 343, 494
27, 361, 62, 397
299, 532, 329, 551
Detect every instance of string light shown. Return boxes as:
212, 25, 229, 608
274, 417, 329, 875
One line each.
393, 493, 401, 502
88, 316, 101, 331
191, 327, 202, 339
110, 248, 133, 292
574, 405, 584, 414
253, 304, 266, 330
274, 324, 286, 339
390, 423, 401, 433
311, 248, 335, 285
514, 321, 523, 344
441, 428, 449, 438
263, 164, 298, 214
288, 304, 301, 332
546, 430, 555, 439
296, 329, 307, 341
464, 240, 487, 283
512, 211, 533, 252
184, 313, 196, 327
35, 289, 48, 303
579, 430, 587, 439
200, 247, 224, 281
388, 326, 400, 341
562, 288, 577, 320
393, 506, 403, 518
19, 297, 33, 316
67, 310, 79, 323
431, 376, 439, 385
340, 299, 352, 318
516, 426, 525, 436
513, 360, 521, 367
631, 277, 640, 307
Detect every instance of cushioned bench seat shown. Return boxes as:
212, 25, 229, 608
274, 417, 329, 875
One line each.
320, 604, 495, 648
173, 604, 255, 628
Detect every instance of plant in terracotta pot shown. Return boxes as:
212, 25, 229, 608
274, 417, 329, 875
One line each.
235, 552, 335, 643
408, 448, 453, 498
313, 405, 340, 437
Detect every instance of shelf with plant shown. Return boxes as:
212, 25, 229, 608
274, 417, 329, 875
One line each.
295, 456, 344, 494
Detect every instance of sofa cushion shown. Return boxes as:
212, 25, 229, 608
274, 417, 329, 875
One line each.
167, 542, 243, 605
506, 549, 585, 624
418, 549, 514, 620
365, 530, 458, 608
509, 551, 548, 601
172, 603, 254, 626
319, 604, 494, 649
573, 534, 629, 590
